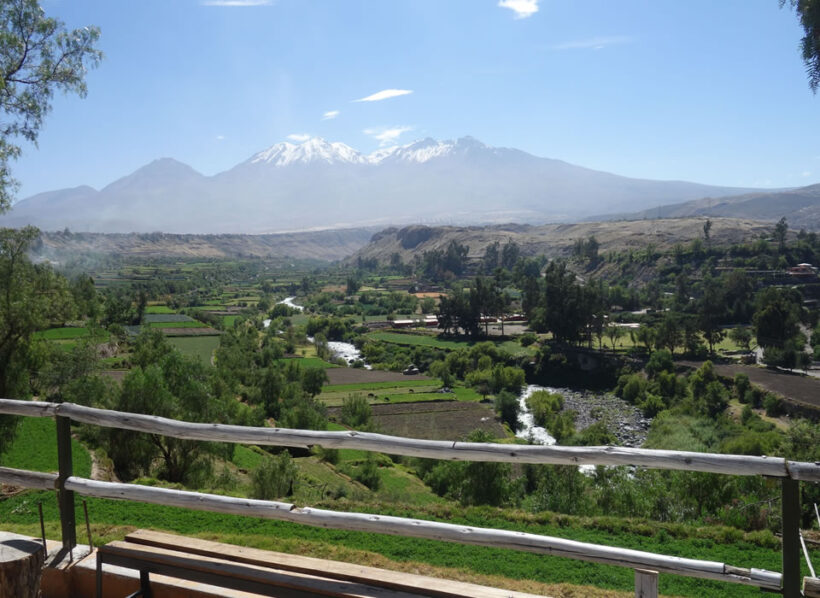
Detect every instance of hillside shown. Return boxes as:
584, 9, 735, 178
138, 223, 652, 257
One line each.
351, 218, 775, 264
601, 184, 820, 226
33, 227, 376, 262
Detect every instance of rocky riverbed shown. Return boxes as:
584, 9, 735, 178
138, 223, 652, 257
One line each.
518, 385, 650, 448
560, 388, 650, 447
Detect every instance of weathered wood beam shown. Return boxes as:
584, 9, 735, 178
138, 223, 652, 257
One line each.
65, 477, 783, 590
3, 399, 820, 480
0, 467, 57, 490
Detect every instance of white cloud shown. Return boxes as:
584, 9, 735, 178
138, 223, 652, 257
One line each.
364, 126, 413, 146
215, 135, 225, 141
354, 89, 413, 102
498, 0, 538, 19
287, 133, 311, 142
802, 170, 812, 177
553, 36, 633, 50
322, 110, 340, 120
201, 0, 272, 6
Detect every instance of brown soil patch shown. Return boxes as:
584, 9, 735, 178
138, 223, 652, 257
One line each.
368, 400, 504, 441
325, 368, 430, 385
412, 292, 444, 299
681, 361, 820, 411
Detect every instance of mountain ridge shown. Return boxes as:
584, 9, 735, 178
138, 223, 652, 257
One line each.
1, 136, 772, 234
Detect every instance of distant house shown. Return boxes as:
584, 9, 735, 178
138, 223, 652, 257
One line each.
787, 263, 817, 278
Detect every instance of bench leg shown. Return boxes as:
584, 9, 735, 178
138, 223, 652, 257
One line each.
96, 552, 103, 598
141, 570, 152, 598
123, 570, 151, 598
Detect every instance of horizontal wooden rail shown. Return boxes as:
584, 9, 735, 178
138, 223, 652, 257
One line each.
0, 466, 58, 490
2, 399, 819, 481
62, 476, 782, 590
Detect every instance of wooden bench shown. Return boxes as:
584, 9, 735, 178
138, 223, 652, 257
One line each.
96, 529, 548, 598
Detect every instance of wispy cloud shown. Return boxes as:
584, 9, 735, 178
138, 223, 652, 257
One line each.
802, 170, 813, 177
553, 36, 633, 50
287, 133, 311, 142
322, 110, 340, 120
201, 0, 272, 6
215, 135, 225, 141
354, 89, 413, 102
498, 0, 538, 19
364, 126, 413, 146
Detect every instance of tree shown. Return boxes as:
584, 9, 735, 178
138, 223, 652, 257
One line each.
0, 0, 102, 212
783, 0, 820, 92
0, 226, 74, 401
773, 217, 789, 252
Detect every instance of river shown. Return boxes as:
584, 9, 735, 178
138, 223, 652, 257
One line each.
264, 296, 305, 328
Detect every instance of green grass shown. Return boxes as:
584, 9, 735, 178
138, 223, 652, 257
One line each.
323, 380, 440, 392
368, 332, 474, 350
144, 305, 175, 314
0, 489, 801, 598
231, 445, 267, 471
34, 327, 108, 340
148, 321, 208, 328
368, 332, 533, 357
223, 315, 239, 328
167, 336, 220, 364
274, 357, 338, 369
0, 417, 91, 477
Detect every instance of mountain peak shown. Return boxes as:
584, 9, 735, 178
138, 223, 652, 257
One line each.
250, 137, 365, 166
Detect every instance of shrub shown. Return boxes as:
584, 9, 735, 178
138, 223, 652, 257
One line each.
341, 393, 373, 430
251, 451, 297, 500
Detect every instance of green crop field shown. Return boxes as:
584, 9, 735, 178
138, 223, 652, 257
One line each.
0, 417, 91, 477
323, 380, 440, 393
368, 332, 474, 350
34, 327, 107, 340
168, 336, 220, 364
148, 321, 208, 328
274, 357, 338, 369
144, 305, 176, 314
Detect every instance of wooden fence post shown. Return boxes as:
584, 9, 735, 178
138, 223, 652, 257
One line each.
56, 416, 76, 552
782, 478, 802, 598
635, 569, 658, 598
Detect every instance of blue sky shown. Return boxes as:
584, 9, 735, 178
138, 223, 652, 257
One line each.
13, 0, 820, 199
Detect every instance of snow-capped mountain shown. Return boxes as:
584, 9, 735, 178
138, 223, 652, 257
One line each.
250, 138, 367, 166
1, 136, 766, 234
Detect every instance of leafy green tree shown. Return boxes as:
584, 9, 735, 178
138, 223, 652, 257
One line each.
0, 226, 74, 401
697, 276, 727, 355
494, 390, 520, 432
0, 0, 101, 212
783, 0, 820, 92
753, 287, 803, 349
773, 216, 789, 252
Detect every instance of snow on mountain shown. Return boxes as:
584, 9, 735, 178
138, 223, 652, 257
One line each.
250, 137, 366, 166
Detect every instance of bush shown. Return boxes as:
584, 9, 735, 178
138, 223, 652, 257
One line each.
519, 332, 538, 347
341, 393, 373, 430
353, 456, 381, 491
251, 451, 297, 500
494, 390, 521, 432
734, 373, 751, 401
763, 393, 784, 417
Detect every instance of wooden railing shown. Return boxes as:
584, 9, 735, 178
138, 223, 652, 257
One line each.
0, 398, 816, 597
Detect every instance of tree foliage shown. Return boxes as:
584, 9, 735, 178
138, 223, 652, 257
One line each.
783, 0, 820, 92
0, 0, 101, 211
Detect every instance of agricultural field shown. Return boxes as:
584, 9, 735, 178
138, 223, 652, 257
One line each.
367, 401, 505, 440
368, 330, 535, 358
168, 336, 220, 364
